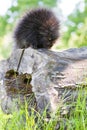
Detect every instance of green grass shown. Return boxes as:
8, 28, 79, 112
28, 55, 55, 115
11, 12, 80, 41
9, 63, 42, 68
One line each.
0, 89, 87, 130
0, 107, 58, 130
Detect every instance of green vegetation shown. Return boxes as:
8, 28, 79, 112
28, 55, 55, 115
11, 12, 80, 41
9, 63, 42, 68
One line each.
61, 0, 87, 48
0, 88, 87, 130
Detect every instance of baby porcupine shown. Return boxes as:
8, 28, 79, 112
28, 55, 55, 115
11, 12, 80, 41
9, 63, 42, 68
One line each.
14, 8, 60, 49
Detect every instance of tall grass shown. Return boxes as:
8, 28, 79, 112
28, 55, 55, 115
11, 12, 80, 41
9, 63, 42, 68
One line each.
0, 88, 87, 130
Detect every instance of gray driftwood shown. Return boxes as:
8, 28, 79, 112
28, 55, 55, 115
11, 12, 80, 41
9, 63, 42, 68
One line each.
0, 47, 87, 115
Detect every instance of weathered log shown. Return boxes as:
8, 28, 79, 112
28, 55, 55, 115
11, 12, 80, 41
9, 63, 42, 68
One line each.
0, 47, 87, 114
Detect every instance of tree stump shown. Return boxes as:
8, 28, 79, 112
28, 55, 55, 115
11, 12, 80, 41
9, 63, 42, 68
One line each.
0, 47, 87, 115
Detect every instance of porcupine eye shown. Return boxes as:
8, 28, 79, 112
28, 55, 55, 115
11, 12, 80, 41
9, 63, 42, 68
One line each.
48, 37, 52, 41
48, 37, 55, 43
45, 37, 53, 48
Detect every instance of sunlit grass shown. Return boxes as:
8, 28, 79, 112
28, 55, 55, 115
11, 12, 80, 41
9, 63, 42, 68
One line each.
0, 88, 87, 130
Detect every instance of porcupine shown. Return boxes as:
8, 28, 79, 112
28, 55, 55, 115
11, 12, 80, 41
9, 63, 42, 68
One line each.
14, 8, 60, 49
14, 8, 60, 71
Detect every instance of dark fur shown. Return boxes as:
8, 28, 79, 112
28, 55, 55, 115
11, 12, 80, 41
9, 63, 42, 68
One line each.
14, 8, 60, 49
